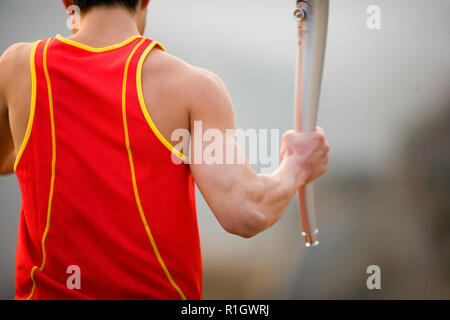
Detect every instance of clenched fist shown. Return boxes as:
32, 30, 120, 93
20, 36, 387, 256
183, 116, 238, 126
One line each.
281, 127, 330, 187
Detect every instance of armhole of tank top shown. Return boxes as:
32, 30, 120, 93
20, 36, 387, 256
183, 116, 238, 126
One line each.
135, 42, 189, 163
14, 40, 41, 172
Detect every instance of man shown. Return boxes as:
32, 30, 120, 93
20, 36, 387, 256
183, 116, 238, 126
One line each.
0, 0, 329, 299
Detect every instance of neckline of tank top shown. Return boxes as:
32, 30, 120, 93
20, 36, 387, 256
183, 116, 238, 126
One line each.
54, 34, 143, 53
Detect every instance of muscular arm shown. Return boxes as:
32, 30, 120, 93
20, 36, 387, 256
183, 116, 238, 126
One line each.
0, 47, 15, 175
187, 68, 329, 238
0, 42, 33, 175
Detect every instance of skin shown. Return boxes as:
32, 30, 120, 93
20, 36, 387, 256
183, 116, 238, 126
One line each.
0, 0, 330, 238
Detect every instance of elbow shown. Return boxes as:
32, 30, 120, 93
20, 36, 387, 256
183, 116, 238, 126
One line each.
0, 153, 15, 175
0, 161, 13, 175
0, 167, 14, 175
224, 209, 269, 239
242, 210, 268, 238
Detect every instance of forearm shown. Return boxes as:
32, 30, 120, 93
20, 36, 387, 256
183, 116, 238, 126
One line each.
192, 132, 309, 238
238, 156, 304, 236
258, 161, 302, 226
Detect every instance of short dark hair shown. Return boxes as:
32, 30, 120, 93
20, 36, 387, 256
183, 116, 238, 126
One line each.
73, 0, 139, 12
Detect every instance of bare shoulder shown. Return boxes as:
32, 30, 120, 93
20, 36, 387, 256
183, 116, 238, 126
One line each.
0, 42, 35, 93
142, 48, 229, 111
0, 42, 34, 119
0, 42, 34, 74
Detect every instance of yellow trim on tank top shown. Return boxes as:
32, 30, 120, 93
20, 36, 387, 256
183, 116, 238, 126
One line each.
14, 40, 41, 172
122, 38, 187, 300
26, 38, 57, 300
55, 34, 141, 52
136, 41, 189, 163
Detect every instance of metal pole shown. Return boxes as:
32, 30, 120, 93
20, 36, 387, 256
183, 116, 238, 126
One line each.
293, 0, 329, 247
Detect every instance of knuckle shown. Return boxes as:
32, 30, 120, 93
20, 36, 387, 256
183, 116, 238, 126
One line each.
315, 133, 325, 143
282, 130, 295, 142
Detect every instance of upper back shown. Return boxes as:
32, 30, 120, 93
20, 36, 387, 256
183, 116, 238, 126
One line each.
3, 35, 194, 158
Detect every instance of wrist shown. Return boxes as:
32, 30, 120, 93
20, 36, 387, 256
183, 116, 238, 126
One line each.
280, 155, 307, 189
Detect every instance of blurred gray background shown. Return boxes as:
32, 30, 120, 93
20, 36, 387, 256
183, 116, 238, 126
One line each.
0, 0, 449, 299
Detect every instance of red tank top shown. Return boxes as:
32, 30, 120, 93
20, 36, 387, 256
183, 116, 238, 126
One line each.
14, 35, 201, 300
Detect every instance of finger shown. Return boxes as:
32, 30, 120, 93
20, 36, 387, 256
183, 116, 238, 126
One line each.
280, 148, 286, 160
315, 144, 328, 156
315, 126, 325, 136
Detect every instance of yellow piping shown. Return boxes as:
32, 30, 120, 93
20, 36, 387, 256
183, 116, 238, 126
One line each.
14, 40, 41, 172
26, 38, 56, 300
55, 34, 141, 53
122, 39, 187, 300
136, 42, 189, 162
